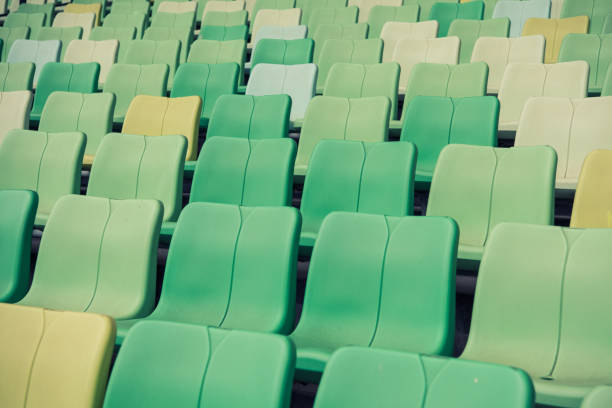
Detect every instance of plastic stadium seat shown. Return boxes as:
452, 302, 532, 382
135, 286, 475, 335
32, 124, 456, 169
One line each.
150, 10, 196, 34
516, 96, 612, 191
313, 348, 534, 408
379, 20, 438, 62
312, 23, 368, 63
0, 62, 34, 91
90, 26, 137, 63
307, 6, 358, 38
392, 37, 460, 93
110, 2, 150, 22
36, 26, 82, 60
199, 24, 248, 40
151, 0, 191, 16
122, 95, 202, 161
0, 303, 114, 408
144, 26, 192, 63
427, 144, 556, 264
316, 39, 382, 92
157, 0, 197, 14
18, 195, 162, 319
103, 12, 146, 39
253, 25, 307, 47
117, 200, 298, 340
471, 35, 545, 93
251, 38, 313, 67
201, 10, 248, 27
561, 0, 612, 35
521, 16, 589, 64
0, 129, 85, 226
16, 4, 54, 28
299, 140, 415, 248
104, 322, 294, 408
63, 3, 101, 27
73, 0, 107, 20
429, 1, 484, 37
0, 27, 29, 62
367, 5, 419, 38
31, 62, 99, 121
497, 61, 588, 131
295, 96, 389, 176
290, 212, 458, 380
5, 12, 45, 40
351, 0, 403, 23
0, 191, 37, 303
251, 9, 301, 41
87, 133, 186, 222
558, 34, 612, 93
448, 18, 510, 63
404, 0, 458, 21
171, 62, 238, 127
0, 91, 32, 142
202, 0, 245, 22
401, 96, 499, 183
52, 12, 95, 40
38, 91, 114, 165
571, 150, 612, 228
63, 40, 118, 87
300, 0, 347, 28
187, 39, 245, 84
123, 39, 180, 87
493, 0, 551, 37
582, 387, 612, 408
251, 0, 295, 28
7, 39, 60, 85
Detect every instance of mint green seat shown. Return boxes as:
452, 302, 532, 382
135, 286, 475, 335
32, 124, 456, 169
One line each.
461, 222, 612, 407
426, 144, 556, 265
199, 24, 248, 40
103, 12, 146, 39
301, 0, 347, 28
187, 39, 245, 84
35, 27, 83, 61
123, 40, 180, 88
143, 26, 192, 63
401, 96, 499, 183
582, 387, 612, 408
31, 62, 99, 121
151, 0, 190, 16
290, 212, 458, 380
307, 6, 358, 39
429, 1, 484, 37
18, 195, 162, 319
90, 26, 137, 63
299, 140, 415, 248
312, 23, 368, 63
314, 347, 534, 408
367, 5, 419, 38
447, 18, 510, 63
170, 63, 238, 127
602, 64, 612, 95
559, 33, 612, 93
16, 4, 55, 27
561, 0, 612, 34
0, 190, 37, 303
251, 38, 313, 67
201, 10, 248, 27
150, 10, 195, 33
0, 129, 85, 226
0, 27, 29, 62
104, 322, 295, 408
404, 0, 457, 21
0, 62, 34, 91
5, 12, 45, 40
110, 1, 150, 19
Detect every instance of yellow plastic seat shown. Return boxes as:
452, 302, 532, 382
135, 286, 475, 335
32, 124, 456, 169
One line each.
64, 3, 102, 26
521, 16, 589, 64
571, 150, 612, 229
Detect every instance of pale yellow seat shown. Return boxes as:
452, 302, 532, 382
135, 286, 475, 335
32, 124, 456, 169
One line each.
157, 1, 198, 13
0, 303, 114, 408
251, 9, 301, 44
521, 16, 589, 64
349, 0, 403, 23
471, 35, 545, 94
52, 12, 96, 40
202, 0, 245, 22
122, 95, 202, 162
63, 39, 118, 87
498, 61, 588, 132
516, 96, 612, 191
571, 150, 612, 229
380, 20, 438, 62
64, 3, 102, 27
0, 91, 32, 143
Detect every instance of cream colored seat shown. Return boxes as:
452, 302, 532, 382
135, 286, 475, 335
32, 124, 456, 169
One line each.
202, 0, 245, 22
157, 1, 198, 13
64, 3, 102, 27
498, 61, 588, 132
380, 20, 438, 62
251, 9, 301, 45
349, 0, 403, 23
52, 12, 96, 40
0, 91, 32, 143
63, 39, 118, 87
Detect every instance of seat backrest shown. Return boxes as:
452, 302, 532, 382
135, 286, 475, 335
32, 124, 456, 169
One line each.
251, 38, 313, 67
150, 10, 195, 35
52, 12, 95, 40
201, 10, 248, 26
202, 0, 245, 21
38, 91, 114, 156
312, 23, 368, 63
291, 212, 457, 355
447, 18, 510, 63
471, 35, 545, 93
0, 191, 37, 303
16, 3, 55, 28
379, 20, 438, 62
252, 9, 301, 39
350, 0, 403, 23
571, 150, 612, 228
403, 0, 458, 21
314, 347, 534, 408
401, 96, 498, 179
7, 39, 60, 85
0, 27, 30, 62
0, 90, 33, 143
91, 26, 137, 43
428, 1, 484, 37
87, 133, 186, 222
252, 25, 307, 47
36, 26, 82, 60
187, 39, 245, 83
561, 0, 612, 34
301, 0, 347, 28
103, 321, 295, 408
157, 0, 197, 13
143, 26, 192, 63
5, 12, 45, 40
427, 144, 556, 249
0, 303, 114, 408
493, 0, 551, 37
123, 39, 180, 86
316, 39, 382, 90
122, 95, 202, 161
102, 12, 145, 39
0, 62, 34, 91
295, 96, 390, 176
558, 33, 612, 93
367, 5, 419, 38
63, 3, 101, 26
110, 2, 150, 22
497, 61, 588, 131
582, 387, 612, 408
19, 195, 162, 318
199, 24, 248, 41
251, 0, 296, 26
521, 16, 589, 63
307, 6, 358, 38
63, 40, 118, 87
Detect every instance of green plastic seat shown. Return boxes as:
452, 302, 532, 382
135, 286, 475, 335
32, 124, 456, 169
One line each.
35, 26, 83, 61
18, 195, 162, 319
143, 26, 192, 63
582, 387, 612, 408
401, 96, 498, 183
187, 39, 245, 84
31, 62, 99, 121
404, 0, 457, 21
316, 39, 382, 92
38, 91, 115, 165
367, 5, 419, 38
0, 27, 29, 62
104, 322, 295, 408
123, 39, 180, 88
561, 0, 612, 34
16, 4, 55, 28
151, 0, 191, 16
461, 222, 612, 407
559, 33, 612, 93
0, 129, 85, 225
199, 24, 248, 40
110, 1, 150, 20
201, 10, 248, 26
0, 62, 34, 91
103, 12, 146, 39
150, 10, 195, 33
299, 140, 415, 248
116, 200, 299, 341
5, 12, 45, 40
300, 0, 347, 28
602, 64, 612, 95
307, 6, 358, 39
290, 212, 458, 380
448, 18, 510, 63
295, 96, 389, 177
170, 62, 238, 127
90, 26, 137, 63
0, 190, 37, 303
251, 38, 313, 67
323, 62, 399, 120
429, 1, 484, 37
314, 347, 534, 408
312, 23, 368, 63
426, 144, 556, 265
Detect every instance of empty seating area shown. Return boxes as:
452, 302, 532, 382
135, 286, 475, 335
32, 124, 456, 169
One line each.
2, 0, 612, 407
